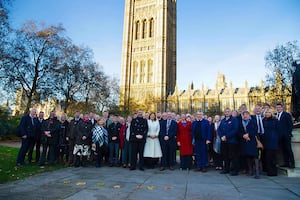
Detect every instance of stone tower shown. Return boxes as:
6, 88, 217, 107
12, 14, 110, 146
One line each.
119, 0, 177, 112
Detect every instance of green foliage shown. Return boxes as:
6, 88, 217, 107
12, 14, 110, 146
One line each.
0, 106, 19, 135
0, 145, 65, 183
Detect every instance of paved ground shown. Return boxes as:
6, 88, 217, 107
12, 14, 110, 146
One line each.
0, 165, 300, 200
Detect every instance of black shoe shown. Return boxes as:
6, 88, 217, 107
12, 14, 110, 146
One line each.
280, 164, 289, 168
139, 167, 144, 171
16, 163, 23, 166
220, 170, 229, 174
130, 167, 136, 171
289, 164, 295, 169
38, 163, 44, 166
230, 172, 238, 176
109, 163, 114, 167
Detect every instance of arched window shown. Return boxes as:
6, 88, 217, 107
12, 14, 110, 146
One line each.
142, 19, 147, 39
135, 21, 140, 40
147, 60, 153, 83
140, 60, 146, 83
149, 18, 154, 38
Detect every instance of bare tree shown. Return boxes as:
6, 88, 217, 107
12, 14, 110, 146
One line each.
92, 75, 120, 112
51, 42, 88, 113
0, 21, 66, 114
265, 40, 300, 86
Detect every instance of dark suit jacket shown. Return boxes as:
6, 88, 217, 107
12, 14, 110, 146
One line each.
160, 119, 178, 141
36, 118, 44, 140
277, 111, 293, 137
130, 117, 148, 142
20, 114, 37, 138
251, 114, 264, 134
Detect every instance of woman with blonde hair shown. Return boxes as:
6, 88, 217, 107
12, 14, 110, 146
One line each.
262, 108, 279, 176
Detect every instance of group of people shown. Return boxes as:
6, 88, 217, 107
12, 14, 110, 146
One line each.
16, 102, 295, 179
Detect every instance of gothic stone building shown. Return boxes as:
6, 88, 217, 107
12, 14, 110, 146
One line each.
119, 0, 177, 112
167, 73, 291, 114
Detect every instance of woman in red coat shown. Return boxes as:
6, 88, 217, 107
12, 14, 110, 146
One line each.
177, 114, 193, 170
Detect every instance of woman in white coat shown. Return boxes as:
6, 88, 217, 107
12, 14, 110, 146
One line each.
144, 112, 162, 168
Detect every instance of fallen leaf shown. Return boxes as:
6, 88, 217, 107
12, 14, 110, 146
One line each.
64, 180, 71, 185
97, 183, 105, 187
136, 185, 143, 189
76, 181, 86, 186
147, 185, 156, 190
113, 185, 121, 189
164, 186, 172, 190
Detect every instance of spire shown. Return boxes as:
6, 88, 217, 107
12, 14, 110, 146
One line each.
245, 80, 249, 89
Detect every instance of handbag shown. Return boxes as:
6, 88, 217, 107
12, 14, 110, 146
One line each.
255, 136, 264, 149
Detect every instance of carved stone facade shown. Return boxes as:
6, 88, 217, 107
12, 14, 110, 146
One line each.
119, 0, 177, 112
167, 73, 292, 114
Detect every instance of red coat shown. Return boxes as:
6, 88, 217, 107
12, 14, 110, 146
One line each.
176, 121, 193, 156
119, 124, 126, 149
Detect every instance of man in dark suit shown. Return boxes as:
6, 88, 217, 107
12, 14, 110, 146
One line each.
16, 108, 37, 166
159, 112, 178, 171
251, 105, 266, 171
129, 110, 148, 171
276, 103, 295, 168
27, 111, 44, 163
66, 111, 81, 166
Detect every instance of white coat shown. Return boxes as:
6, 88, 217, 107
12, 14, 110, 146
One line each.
143, 119, 162, 158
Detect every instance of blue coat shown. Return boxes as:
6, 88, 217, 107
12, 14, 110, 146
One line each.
191, 119, 211, 142
263, 118, 279, 150
19, 114, 37, 138
240, 119, 258, 157
218, 116, 239, 144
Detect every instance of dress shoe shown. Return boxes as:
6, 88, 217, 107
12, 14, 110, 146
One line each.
230, 172, 238, 176
130, 167, 136, 170
139, 167, 144, 171
201, 168, 207, 173
280, 164, 289, 168
169, 166, 175, 170
220, 170, 229, 174
160, 167, 165, 171
289, 165, 295, 169
195, 168, 202, 172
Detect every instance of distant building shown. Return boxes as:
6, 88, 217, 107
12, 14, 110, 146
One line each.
167, 73, 291, 114
13, 88, 62, 116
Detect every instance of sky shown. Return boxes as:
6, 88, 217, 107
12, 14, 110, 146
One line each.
8, 0, 300, 90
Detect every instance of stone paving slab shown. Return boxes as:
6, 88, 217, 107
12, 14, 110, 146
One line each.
0, 166, 300, 200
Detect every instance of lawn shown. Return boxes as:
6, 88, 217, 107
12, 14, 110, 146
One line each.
0, 145, 65, 184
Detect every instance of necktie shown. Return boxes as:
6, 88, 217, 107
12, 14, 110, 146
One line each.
257, 115, 264, 134
166, 120, 171, 135
278, 112, 282, 121
31, 117, 34, 125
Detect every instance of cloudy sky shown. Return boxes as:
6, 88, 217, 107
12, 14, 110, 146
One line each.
9, 0, 300, 90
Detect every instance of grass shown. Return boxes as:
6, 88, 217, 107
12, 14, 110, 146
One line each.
0, 145, 65, 184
